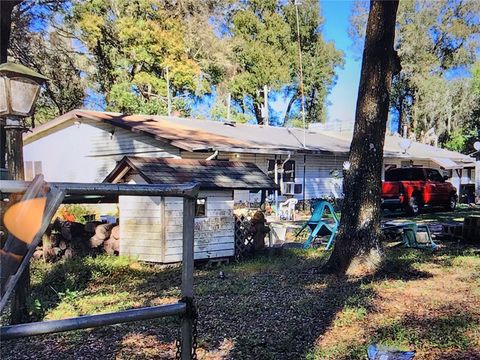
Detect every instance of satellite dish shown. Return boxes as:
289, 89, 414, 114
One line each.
399, 138, 412, 154
474, 141, 480, 151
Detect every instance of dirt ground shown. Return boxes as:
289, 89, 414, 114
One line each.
1, 238, 479, 360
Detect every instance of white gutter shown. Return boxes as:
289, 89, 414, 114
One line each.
205, 150, 219, 160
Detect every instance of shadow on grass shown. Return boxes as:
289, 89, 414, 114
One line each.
382, 206, 480, 224
373, 310, 478, 351
0, 248, 459, 360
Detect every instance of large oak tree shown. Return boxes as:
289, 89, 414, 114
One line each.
324, 0, 400, 274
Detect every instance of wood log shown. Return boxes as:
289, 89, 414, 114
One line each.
112, 238, 120, 253
32, 249, 43, 260
103, 238, 115, 255
63, 248, 74, 259
111, 225, 120, 240
89, 235, 104, 248
95, 224, 113, 241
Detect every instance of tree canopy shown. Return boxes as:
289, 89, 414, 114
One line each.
8, 0, 343, 127
351, 0, 480, 153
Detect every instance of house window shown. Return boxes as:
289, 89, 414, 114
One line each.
267, 160, 295, 182
195, 198, 206, 217
24, 161, 42, 181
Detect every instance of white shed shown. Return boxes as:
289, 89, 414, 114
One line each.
104, 157, 277, 263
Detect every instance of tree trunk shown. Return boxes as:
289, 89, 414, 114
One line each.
253, 101, 264, 125
396, 95, 404, 135
283, 92, 299, 124
323, 0, 400, 274
1, 1, 22, 169
0, 1, 21, 63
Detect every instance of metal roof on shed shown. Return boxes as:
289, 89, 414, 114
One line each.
104, 156, 278, 191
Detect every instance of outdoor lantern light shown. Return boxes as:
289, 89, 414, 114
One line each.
0, 62, 47, 118
0, 63, 47, 180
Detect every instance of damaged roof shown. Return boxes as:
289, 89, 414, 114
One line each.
104, 156, 278, 191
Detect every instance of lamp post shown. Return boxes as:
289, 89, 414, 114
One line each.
0, 62, 47, 180
0, 62, 47, 324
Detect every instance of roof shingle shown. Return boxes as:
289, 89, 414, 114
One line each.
105, 157, 278, 190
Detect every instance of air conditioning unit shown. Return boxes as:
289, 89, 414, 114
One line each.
282, 182, 302, 195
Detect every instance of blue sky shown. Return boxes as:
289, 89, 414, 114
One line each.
321, 0, 361, 124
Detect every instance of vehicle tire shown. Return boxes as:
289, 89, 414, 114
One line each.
446, 194, 456, 212
407, 196, 421, 216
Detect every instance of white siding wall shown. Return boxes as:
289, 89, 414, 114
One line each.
23, 120, 180, 183
181, 151, 350, 201
119, 188, 235, 263
119, 195, 164, 262
163, 190, 235, 263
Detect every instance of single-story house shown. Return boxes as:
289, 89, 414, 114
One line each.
103, 156, 276, 263
23, 109, 477, 203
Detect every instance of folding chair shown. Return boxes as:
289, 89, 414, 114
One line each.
295, 200, 339, 250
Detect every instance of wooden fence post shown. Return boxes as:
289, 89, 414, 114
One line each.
181, 196, 195, 360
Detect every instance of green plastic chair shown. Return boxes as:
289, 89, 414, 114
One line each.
383, 222, 437, 250
296, 200, 339, 250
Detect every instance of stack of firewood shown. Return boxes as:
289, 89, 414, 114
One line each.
33, 220, 86, 261
32, 219, 120, 262
103, 225, 120, 254
89, 223, 120, 254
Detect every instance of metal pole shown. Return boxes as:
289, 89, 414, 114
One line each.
227, 92, 231, 122
295, 1, 307, 148
181, 197, 195, 360
166, 67, 172, 116
0, 303, 187, 340
0, 181, 200, 199
263, 85, 269, 126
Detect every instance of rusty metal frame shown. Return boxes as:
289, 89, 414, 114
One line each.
0, 178, 199, 360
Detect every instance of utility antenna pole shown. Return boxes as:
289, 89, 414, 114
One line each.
263, 85, 269, 126
165, 67, 172, 116
227, 92, 231, 122
295, 0, 306, 148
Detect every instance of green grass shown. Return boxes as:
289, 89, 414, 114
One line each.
2, 244, 480, 360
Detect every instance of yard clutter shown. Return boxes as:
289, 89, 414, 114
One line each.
250, 206, 271, 251
33, 219, 120, 262
462, 215, 480, 243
